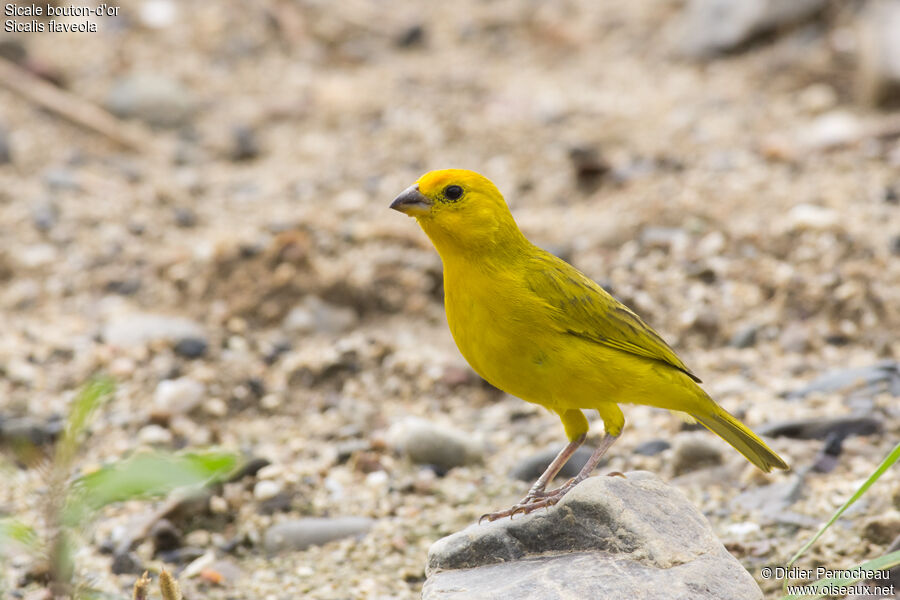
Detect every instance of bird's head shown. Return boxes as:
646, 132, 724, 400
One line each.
390, 169, 525, 257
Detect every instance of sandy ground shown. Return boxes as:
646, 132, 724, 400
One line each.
1, 1, 899, 598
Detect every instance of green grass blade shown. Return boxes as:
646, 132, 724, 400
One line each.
63, 450, 240, 525
0, 517, 41, 555
786, 440, 900, 571
55, 377, 115, 468
779, 549, 900, 600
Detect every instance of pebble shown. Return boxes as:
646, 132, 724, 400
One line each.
30, 199, 59, 231
138, 424, 174, 445
797, 112, 863, 152
106, 73, 197, 128
786, 203, 840, 231
678, 0, 827, 57
729, 324, 759, 349
229, 125, 260, 161
730, 475, 805, 516
263, 517, 374, 554
786, 361, 899, 399
110, 551, 143, 575
150, 519, 183, 554
174, 336, 208, 358
389, 418, 484, 473
633, 439, 671, 456
757, 416, 881, 440
567, 145, 610, 191
0, 126, 11, 164
395, 23, 426, 48
671, 433, 724, 475
253, 480, 283, 501
154, 377, 206, 414
510, 445, 597, 482
282, 295, 358, 335
102, 313, 206, 348
0, 415, 63, 446
857, 0, 900, 107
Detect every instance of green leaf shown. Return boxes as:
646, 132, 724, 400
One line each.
779, 549, 900, 600
0, 517, 40, 555
63, 450, 240, 525
786, 441, 900, 572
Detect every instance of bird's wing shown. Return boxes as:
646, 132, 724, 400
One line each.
524, 251, 701, 382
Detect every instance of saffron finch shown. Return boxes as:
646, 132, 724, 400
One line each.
391, 169, 788, 521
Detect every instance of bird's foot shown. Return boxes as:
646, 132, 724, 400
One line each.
479, 480, 578, 523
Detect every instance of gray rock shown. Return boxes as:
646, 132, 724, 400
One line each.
858, 0, 900, 108
102, 313, 206, 348
679, 0, 827, 57
729, 324, 759, 348
671, 433, 724, 475
633, 439, 671, 456
757, 416, 882, 440
390, 418, 483, 473
730, 472, 805, 516
785, 361, 899, 399
106, 73, 197, 128
263, 517, 374, 554
283, 295, 357, 335
510, 445, 597, 482
173, 336, 208, 358
425, 472, 763, 600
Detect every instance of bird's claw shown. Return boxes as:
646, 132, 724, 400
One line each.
479, 487, 572, 522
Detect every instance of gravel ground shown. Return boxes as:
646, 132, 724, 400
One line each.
1, 1, 899, 598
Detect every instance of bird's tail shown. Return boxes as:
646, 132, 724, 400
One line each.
691, 405, 789, 472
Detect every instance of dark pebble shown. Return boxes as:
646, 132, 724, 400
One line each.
110, 551, 143, 575
150, 518, 183, 554
157, 546, 206, 565
227, 457, 271, 482
396, 24, 426, 48
884, 186, 899, 204
174, 336, 208, 359
105, 278, 141, 295
890, 235, 900, 256
0, 415, 64, 446
257, 490, 295, 515
633, 439, 671, 456
0, 126, 11, 165
757, 416, 882, 440
229, 125, 260, 161
174, 207, 198, 228
568, 145, 610, 192
510, 445, 597, 482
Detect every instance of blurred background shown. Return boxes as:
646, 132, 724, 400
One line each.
0, 0, 899, 598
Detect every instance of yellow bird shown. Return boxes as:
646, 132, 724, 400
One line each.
391, 169, 788, 521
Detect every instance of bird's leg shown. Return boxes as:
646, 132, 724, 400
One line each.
480, 432, 620, 522
519, 433, 586, 502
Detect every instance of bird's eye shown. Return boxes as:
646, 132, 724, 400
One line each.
443, 185, 464, 201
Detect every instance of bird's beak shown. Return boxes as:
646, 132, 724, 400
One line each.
390, 185, 432, 216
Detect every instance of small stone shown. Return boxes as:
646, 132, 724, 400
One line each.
154, 377, 206, 414
209, 495, 228, 514
797, 112, 863, 151
263, 517, 374, 554
786, 203, 840, 230
0, 416, 63, 446
30, 199, 58, 231
568, 145, 610, 192
173, 207, 198, 228
203, 398, 227, 417
0, 126, 11, 165
862, 513, 900, 546
510, 446, 597, 482
283, 295, 357, 335
730, 475, 804, 516
396, 23, 426, 48
111, 551, 143, 575
185, 529, 211, 547
138, 424, 174, 445
857, 0, 900, 108
757, 416, 882, 440
679, 0, 827, 57
254, 480, 283, 501
174, 336, 208, 358
229, 125, 260, 161
729, 324, 759, 349
103, 313, 206, 348
779, 323, 811, 353
106, 73, 197, 128
786, 362, 899, 399
390, 418, 483, 473
633, 439, 671, 456
671, 433, 724, 475
150, 519, 183, 554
